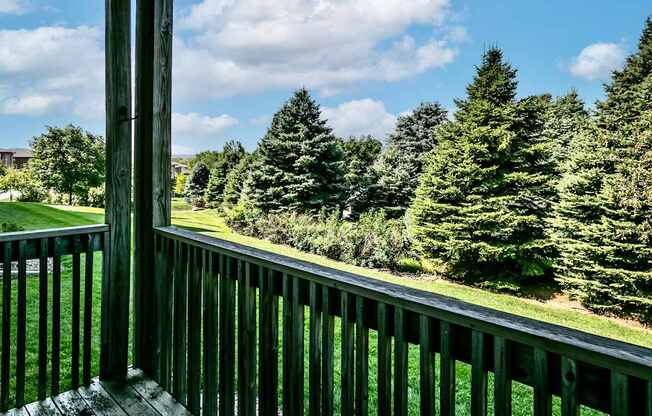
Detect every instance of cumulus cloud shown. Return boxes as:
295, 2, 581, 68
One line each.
0, 0, 27, 14
172, 112, 239, 139
174, 0, 460, 100
0, 25, 104, 117
570, 42, 626, 81
322, 99, 396, 139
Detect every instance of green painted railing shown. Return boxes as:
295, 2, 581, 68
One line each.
0, 225, 109, 411
153, 226, 652, 416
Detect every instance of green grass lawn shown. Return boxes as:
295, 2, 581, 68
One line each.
0, 201, 648, 414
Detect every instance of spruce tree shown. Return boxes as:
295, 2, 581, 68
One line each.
543, 90, 590, 175
223, 154, 254, 207
552, 18, 652, 321
249, 88, 345, 213
205, 141, 246, 205
185, 162, 211, 205
340, 135, 382, 218
371, 102, 448, 217
411, 48, 556, 281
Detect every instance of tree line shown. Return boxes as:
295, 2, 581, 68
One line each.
185, 18, 652, 323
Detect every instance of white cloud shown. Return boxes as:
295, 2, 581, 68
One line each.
0, 94, 72, 115
174, 0, 460, 100
0, 0, 27, 14
172, 112, 239, 139
322, 99, 396, 139
172, 144, 197, 156
570, 42, 626, 81
0, 26, 104, 117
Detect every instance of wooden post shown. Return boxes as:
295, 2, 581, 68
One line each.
133, 0, 156, 376
102, 0, 132, 381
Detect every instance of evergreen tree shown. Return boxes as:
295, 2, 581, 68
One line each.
205, 141, 246, 205
411, 48, 556, 281
249, 88, 345, 213
543, 90, 590, 174
371, 102, 448, 217
340, 136, 382, 218
185, 162, 211, 205
597, 17, 652, 132
223, 154, 254, 207
552, 18, 652, 321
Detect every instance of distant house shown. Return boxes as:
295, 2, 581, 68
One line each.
171, 161, 190, 177
0, 148, 33, 170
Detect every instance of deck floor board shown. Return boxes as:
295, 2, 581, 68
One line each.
1, 370, 189, 416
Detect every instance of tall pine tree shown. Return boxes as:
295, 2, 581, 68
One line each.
370, 102, 448, 218
249, 88, 345, 213
553, 18, 652, 321
411, 48, 556, 281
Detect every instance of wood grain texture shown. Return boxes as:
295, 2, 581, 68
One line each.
38, 239, 49, 400
355, 296, 368, 416
1, 243, 11, 411
494, 336, 512, 416
238, 261, 257, 416
259, 267, 279, 416
533, 348, 552, 416
322, 286, 335, 416
309, 281, 322, 416
561, 357, 579, 416
51, 239, 62, 396
419, 315, 434, 416
471, 330, 487, 416
103, 0, 132, 381
219, 256, 235, 416
187, 247, 202, 414
610, 371, 628, 416
439, 321, 455, 416
377, 302, 391, 416
202, 252, 219, 416
16, 240, 27, 408
340, 292, 354, 416
394, 307, 408, 416
172, 242, 187, 404
133, 0, 157, 376
83, 236, 95, 386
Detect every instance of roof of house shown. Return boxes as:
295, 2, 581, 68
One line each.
0, 148, 33, 158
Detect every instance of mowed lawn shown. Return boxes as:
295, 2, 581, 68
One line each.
1, 202, 649, 414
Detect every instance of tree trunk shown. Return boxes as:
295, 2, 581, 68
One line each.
69, 192, 73, 206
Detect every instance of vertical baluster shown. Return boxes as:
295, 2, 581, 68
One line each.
291, 276, 305, 416
15, 240, 27, 408
52, 237, 62, 396
188, 246, 202, 414
159, 236, 174, 389
419, 315, 434, 416
471, 330, 487, 416
282, 273, 292, 416
71, 236, 81, 390
203, 251, 219, 416
173, 242, 188, 403
322, 286, 335, 416
1, 242, 10, 412
377, 302, 391, 416
219, 255, 235, 415
341, 292, 354, 416
561, 357, 579, 416
533, 348, 551, 416
394, 307, 408, 416
646, 380, 652, 416
238, 261, 257, 416
309, 281, 322, 416
439, 321, 455, 416
38, 238, 49, 399
355, 296, 368, 416
259, 267, 279, 416
494, 336, 511, 416
611, 371, 629, 416
82, 235, 94, 386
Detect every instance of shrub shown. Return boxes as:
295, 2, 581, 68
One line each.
86, 185, 105, 208
226, 208, 414, 270
1, 223, 24, 233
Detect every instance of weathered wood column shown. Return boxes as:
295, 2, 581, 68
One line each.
134, 0, 173, 379
102, 0, 132, 380
133, 0, 156, 376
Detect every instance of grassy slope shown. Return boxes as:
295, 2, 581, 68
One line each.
1, 202, 648, 414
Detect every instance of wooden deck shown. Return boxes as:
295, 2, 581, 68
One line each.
1, 369, 192, 416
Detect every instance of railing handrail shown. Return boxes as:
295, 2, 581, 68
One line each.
0, 224, 110, 243
155, 225, 652, 381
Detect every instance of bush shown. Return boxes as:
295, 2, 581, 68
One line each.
86, 185, 105, 208
1, 223, 24, 233
226, 207, 414, 270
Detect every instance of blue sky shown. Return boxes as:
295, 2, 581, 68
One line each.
0, 0, 650, 154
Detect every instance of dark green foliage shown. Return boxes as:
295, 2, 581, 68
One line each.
552, 19, 652, 321
0, 163, 6, 177
340, 136, 382, 218
205, 141, 246, 206
227, 207, 413, 270
249, 88, 346, 213
411, 48, 556, 282
597, 17, 652, 132
30, 125, 105, 205
185, 162, 211, 206
371, 102, 448, 217
543, 90, 590, 175
223, 154, 254, 207
190, 150, 222, 169
1, 222, 24, 233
